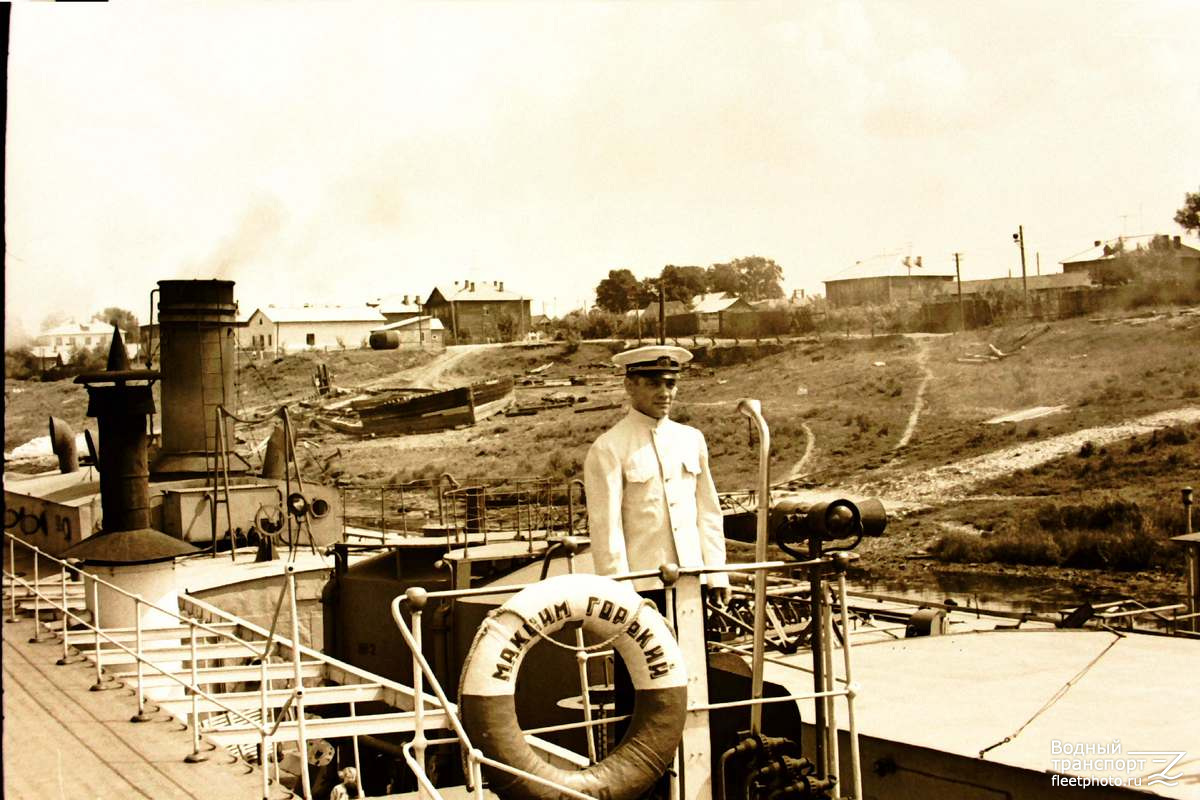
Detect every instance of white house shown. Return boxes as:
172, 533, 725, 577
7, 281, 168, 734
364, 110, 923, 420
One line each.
241, 305, 387, 355
34, 321, 140, 361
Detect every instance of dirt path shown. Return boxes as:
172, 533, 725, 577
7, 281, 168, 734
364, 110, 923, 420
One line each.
775, 422, 815, 485
864, 405, 1200, 506
365, 344, 500, 390
893, 336, 932, 451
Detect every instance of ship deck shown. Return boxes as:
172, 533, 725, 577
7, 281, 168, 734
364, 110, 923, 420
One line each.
767, 628, 1200, 798
3, 616, 272, 799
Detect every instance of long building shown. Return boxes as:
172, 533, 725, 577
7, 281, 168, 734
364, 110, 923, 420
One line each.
241, 305, 387, 355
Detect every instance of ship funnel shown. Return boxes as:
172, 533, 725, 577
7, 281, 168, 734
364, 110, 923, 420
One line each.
151, 280, 248, 477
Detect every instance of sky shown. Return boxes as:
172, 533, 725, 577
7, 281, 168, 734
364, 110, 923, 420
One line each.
5, 1, 1199, 344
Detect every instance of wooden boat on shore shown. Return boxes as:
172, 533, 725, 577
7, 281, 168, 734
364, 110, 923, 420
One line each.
321, 377, 514, 436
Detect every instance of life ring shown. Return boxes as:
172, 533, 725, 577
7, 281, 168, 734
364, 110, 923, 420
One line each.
459, 574, 687, 800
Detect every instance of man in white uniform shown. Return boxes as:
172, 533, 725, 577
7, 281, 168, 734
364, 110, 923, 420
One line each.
584, 345, 730, 604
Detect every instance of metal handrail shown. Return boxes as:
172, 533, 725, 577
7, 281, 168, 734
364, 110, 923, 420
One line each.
387, 557, 846, 799
3, 531, 311, 798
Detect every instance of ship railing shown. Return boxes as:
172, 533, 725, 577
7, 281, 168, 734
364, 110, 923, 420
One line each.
389, 558, 863, 800
336, 474, 586, 548
1061, 598, 1193, 635
3, 530, 333, 800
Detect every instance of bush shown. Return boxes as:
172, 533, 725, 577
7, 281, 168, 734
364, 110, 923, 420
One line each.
5, 347, 42, 380
929, 532, 987, 562
933, 494, 1174, 571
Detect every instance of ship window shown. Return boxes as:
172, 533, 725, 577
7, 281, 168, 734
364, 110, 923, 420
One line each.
306, 333, 316, 346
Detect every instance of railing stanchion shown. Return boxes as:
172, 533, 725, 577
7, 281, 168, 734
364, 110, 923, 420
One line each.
260, 727, 271, 800
350, 700, 364, 799
407, 589, 429, 798
259, 654, 270, 790
838, 572, 863, 800
7, 535, 19, 622
822, 584, 840, 789
287, 567, 313, 800
471, 749, 486, 800
184, 619, 209, 763
57, 565, 73, 664
88, 577, 111, 691
28, 547, 43, 642
131, 595, 154, 722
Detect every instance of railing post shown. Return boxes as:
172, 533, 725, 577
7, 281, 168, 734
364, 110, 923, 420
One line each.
399, 482, 408, 535
350, 700, 364, 799
822, 584, 840, 788
288, 567, 313, 800
7, 535, 20, 622
407, 587, 429, 797
184, 619, 209, 763
260, 655, 270, 783
57, 565, 74, 665
131, 595, 154, 722
470, 748, 486, 800
88, 577, 115, 691
260, 727, 271, 800
837, 572, 863, 800
27, 546, 43, 643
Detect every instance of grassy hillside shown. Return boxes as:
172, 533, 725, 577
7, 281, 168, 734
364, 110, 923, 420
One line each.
7, 308, 1199, 603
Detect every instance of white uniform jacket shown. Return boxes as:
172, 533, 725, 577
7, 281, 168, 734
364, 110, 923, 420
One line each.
583, 409, 729, 589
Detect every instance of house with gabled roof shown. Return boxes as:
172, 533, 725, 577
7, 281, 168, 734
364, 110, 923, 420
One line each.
1061, 234, 1200, 283
824, 254, 954, 308
424, 280, 531, 343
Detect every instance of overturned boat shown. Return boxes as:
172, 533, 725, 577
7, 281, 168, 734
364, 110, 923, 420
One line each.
320, 377, 515, 436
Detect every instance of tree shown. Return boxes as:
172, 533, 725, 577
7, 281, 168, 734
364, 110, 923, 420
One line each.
496, 311, 518, 341
634, 277, 660, 308
737, 256, 785, 300
706, 262, 743, 294
40, 311, 70, 331
659, 265, 707, 303
1174, 186, 1200, 235
93, 307, 140, 342
594, 269, 640, 313
708, 256, 785, 300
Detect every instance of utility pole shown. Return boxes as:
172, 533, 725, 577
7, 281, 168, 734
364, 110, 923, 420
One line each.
954, 253, 964, 332
657, 278, 666, 345
1012, 225, 1029, 313
1036, 251, 1041, 276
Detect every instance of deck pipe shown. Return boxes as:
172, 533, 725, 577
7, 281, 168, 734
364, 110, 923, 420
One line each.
735, 398, 771, 736
49, 416, 79, 474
